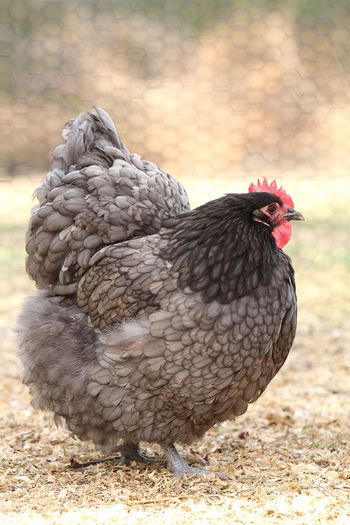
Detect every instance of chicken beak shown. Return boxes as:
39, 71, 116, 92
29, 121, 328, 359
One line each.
284, 208, 305, 222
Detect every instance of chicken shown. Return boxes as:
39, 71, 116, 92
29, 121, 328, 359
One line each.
18, 107, 304, 478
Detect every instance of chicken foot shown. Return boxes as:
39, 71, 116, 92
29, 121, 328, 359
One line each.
70, 442, 229, 480
165, 445, 230, 480
70, 442, 158, 469
165, 444, 211, 478
114, 442, 159, 467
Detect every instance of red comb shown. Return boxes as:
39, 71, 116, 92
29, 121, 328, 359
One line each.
249, 178, 294, 208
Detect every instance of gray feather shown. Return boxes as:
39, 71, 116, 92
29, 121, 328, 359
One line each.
25, 108, 190, 294
18, 108, 298, 463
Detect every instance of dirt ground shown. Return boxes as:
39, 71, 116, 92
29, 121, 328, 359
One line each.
0, 174, 349, 524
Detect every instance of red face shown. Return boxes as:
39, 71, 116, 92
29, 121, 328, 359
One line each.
249, 179, 304, 249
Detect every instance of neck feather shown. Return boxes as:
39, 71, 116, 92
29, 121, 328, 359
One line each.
163, 200, 283, 303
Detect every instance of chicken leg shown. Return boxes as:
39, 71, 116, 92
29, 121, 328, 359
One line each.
165, 444, 209, 478
165, 445, 231, 480
115, 442, 159, 466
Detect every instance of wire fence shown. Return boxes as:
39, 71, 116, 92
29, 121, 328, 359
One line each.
2, 0, 350, 180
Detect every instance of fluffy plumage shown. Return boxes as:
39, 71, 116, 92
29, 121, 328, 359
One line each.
25, 107, 189, 295
18, 107, 302, 477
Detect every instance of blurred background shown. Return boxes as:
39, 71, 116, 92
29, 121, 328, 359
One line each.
1, 1, 350, 521
2, 0, 350, 179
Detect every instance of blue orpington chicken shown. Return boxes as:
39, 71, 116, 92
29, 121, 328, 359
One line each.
18, 107, 304, 478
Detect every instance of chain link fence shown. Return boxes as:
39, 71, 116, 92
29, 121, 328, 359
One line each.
2, 0, 350, 180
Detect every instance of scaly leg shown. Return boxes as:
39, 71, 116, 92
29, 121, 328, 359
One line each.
165, 444, 209, 478
165, 444, 230, 480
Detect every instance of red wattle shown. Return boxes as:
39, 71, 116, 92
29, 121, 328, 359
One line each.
272, 221, 292, 249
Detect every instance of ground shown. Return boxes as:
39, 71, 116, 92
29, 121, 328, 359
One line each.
0, 173, 349, 524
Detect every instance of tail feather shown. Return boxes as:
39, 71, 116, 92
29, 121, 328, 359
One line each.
52, 106, 126, 174
25, 107, 190, 295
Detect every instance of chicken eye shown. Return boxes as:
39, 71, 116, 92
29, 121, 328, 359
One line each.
267, 204, 277, 215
